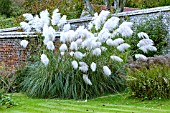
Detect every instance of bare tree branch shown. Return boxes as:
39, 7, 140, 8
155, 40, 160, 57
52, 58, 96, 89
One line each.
103, 0, 111, 10
83, 0, 94, 15
82, 0, 126, 16
114, 0, 127, 12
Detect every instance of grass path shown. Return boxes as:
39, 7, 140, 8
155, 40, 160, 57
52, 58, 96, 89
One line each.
1, 93, 170, 113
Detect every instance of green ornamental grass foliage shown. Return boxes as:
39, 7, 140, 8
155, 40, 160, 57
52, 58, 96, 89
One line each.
18, 8, 157, 99
127, 65, 170, 100
22, 52, 126, 99
21, 36, 127, 99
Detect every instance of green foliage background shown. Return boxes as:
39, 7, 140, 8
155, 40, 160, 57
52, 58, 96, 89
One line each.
126, 0, 170, 8
0, 0, 12, 17
23, 0, 83, 20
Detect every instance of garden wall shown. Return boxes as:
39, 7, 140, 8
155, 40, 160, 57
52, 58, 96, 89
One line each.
0, 32, 37, 68
68, 6, 170, 33
0, 6, 170, 69
67, 6, 170, 52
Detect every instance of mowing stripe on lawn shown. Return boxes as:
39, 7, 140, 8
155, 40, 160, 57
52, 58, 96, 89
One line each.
38, 102, 150, 113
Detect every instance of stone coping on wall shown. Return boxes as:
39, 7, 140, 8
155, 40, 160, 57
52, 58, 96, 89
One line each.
0, 32, 60, 39
0, 27, 21, 33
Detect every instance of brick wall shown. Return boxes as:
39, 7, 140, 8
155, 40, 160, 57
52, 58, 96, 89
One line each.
0, 37, 38, 69
0, 32, 60, 71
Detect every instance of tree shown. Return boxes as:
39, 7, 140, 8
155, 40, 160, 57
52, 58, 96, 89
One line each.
114, 0, 127, 12
83, 0, 127, 15
83, 0, 94, 15
0, 0, 12, 17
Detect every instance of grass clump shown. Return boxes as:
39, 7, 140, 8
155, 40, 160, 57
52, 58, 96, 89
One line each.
21, 51, 126, 99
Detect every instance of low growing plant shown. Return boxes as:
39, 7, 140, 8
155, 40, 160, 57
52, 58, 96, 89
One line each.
127, 65, 170, 100
0, 92, 15, 108
0, 62, 16, 93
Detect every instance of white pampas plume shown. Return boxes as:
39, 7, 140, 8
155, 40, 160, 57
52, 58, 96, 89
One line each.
135, 54, 148, 61
103, 66, 111, 76
117, 43, 130, 52
98, 28, 111, 42
43, 25, 55, 45
92, 48, 101, 56
137, 39, 154, 47
106, 39, 113, 46
75, 39, 83, 45
117, 24, 133, 37
51, 8, 61, 26
58, 15, 67, 26
110, 55, 123, 62
59, 44, 68, 52
20, 40, 29, 48
72, 60, 78, 69
90, 62, 96, 72
88, 22, 93, 30
79, 62, 88, 73
103, 17, 120, 31
98, 10, 110, 24
23, 13, 34, 21
70, 41, 78, 50
137, 32, 149, 39
74, 51, 85, 60
20, 22, 31, 32
101, 46, 107, 51
119, 22, 133, 28
40, 9, 50, 26
60, 52, 65, 56
63, 24, 71, 32
46, 41, 55, 51
41, 54, 49, 66
139, 45, 157, 53
83, 74, 92, 85
69, 51, 74, 57
31, 15, 43, 33
112, 38, 124, 47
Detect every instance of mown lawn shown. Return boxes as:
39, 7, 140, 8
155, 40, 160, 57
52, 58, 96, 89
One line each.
1, 93, 170, 113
